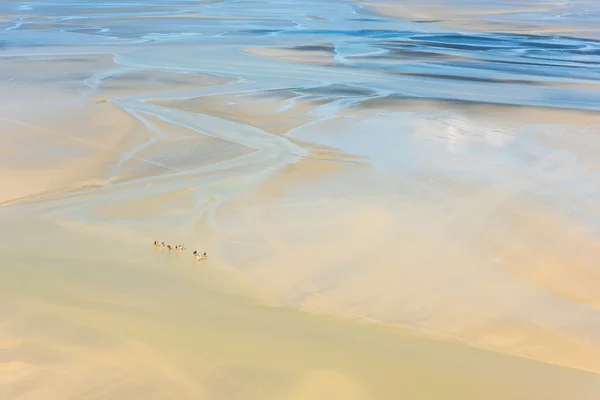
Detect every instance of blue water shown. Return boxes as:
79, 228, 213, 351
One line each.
2, 0, 600, 109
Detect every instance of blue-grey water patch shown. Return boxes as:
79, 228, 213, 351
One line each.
2, 0, 600, 110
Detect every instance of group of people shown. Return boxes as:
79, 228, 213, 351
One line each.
153, 241, 207, 261
153, 241, 185, 251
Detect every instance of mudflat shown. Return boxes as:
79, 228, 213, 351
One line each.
2, 0, 600, 398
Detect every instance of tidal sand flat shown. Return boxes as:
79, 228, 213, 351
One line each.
364, 0, 600, 39
2, 0, 600, 398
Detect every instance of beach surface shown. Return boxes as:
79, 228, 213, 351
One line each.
2, 0, 600, 398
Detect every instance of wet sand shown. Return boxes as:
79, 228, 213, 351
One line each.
3, 0, 600, 398
2, 217, 600, 399
365, 0, 600, 40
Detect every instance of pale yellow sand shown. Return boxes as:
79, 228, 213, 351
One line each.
4, 37, 600, 399
0, 55, 237, 205
90, 68, 235, 103
2, 216, 600, 400
210, 97, 600, 374
152, 89, 329, 136
241, 46, 337, 67
366, 0, 600, 39
0, 98, 137, 204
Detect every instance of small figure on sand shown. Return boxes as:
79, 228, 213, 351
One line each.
153, 241, 202, 261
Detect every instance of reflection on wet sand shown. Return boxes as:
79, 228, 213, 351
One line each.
2, 0, 600, 398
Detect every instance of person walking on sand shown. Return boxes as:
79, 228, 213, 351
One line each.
193, 251, 202, 262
